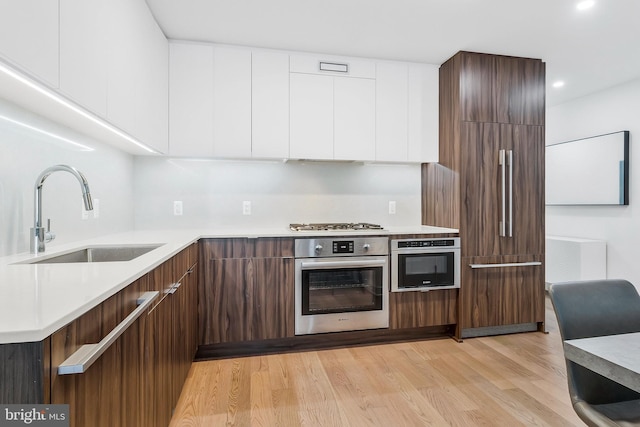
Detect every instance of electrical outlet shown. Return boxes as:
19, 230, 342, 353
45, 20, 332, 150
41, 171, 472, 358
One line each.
242, 201, 251, 215
93, 198, 100, 219
388, 201, 397, 215
173, 201, 183, 216
81, 200, 89, 220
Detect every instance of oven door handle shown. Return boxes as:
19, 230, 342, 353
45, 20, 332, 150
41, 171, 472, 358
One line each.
300, 260, 385, 269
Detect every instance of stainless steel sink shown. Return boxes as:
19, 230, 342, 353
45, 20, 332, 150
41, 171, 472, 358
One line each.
21, 244, 164, 264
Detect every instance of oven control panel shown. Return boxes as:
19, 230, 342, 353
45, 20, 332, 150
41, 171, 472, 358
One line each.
295, 237, 389, 258
332, 241, 354, 254
397, 239, 457, 248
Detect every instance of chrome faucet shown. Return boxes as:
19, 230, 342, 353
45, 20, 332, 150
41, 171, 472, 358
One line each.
30, 165, 93, 254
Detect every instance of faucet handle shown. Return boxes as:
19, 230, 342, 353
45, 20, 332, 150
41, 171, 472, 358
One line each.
45, 218, 56, 243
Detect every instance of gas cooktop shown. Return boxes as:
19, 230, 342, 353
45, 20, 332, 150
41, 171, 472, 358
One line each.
289, 222, 384, 232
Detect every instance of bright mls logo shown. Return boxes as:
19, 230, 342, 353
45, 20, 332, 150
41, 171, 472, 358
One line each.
0, 405, 69, 427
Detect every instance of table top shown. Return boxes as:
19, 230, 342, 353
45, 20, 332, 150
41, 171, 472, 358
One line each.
564, 332, 640, 393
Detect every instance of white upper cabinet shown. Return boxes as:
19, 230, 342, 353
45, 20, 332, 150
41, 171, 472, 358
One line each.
107, 0, 168, 154
0, 0, 59, 87
334, 77, 376, 161
289, 54, 376, 161
290, 73, 334, 159
212, 46, 252, 158
376, 62, 409, 162
59, 0, 108, 117
168, 46, 437, 163
375, 61, 439, 163
252, 51, 290, 159
168, 43, 252, 158
409, 63, 439, 163
136, 8, 169, 154
169, 43, 214, 157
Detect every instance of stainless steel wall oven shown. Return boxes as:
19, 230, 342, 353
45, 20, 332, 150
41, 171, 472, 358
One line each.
294, 237, 389, 335
391, 237, 460, 292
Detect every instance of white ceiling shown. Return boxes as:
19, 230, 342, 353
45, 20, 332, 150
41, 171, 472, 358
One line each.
145, 0, 640, 106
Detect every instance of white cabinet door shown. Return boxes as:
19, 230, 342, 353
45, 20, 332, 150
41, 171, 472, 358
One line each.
106, 0, 140, 141
212, 46, 251, 158
59, 0, 108, 117
408, 63, 439, 163
334, 77, 375, 161
169, 43, 214, 157
252, 51, 289, 159
375, 62, 408, 162
0, 0, 59, 87
136, 10, 169, 154
106, 0, 168, 154
290, 73, 334, 160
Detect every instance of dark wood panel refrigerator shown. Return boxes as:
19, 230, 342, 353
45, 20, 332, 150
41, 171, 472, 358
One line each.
422, 51, 545, 339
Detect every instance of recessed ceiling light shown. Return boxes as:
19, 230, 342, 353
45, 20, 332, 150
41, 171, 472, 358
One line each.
553, 81, 565, 88
576, 0, 595, 11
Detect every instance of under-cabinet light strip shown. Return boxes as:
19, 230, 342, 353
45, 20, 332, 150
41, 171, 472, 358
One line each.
0, 114, 94, 151
0, 61, 160, 154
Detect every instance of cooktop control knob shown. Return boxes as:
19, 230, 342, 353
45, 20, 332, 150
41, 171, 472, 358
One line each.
363, 243, 371, 251
314, 244, 323, 254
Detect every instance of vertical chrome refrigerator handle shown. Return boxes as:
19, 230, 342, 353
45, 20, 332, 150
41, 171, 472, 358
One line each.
508, 150, 513, 237
499, 149, 506, 237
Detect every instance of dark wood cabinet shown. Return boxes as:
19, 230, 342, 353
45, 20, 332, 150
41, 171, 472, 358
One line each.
199, 238, 295, 345
1, 244, 199, 427
424, 51, 545, 339
50, 276, 148, 426
458, 52, 545, 126
459, 255, 544, 332
389, 290, 457, 329
145, 243, 198, 427
460, 122, 544, 257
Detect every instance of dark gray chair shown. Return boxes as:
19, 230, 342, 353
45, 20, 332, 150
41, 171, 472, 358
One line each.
549, 280, 640, 426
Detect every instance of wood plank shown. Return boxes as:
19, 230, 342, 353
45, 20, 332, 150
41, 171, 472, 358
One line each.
170, 297, 583, 427
390, 288, 457, 329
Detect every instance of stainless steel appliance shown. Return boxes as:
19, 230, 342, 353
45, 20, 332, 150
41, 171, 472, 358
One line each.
391, 237, 460, 292
294, 236, 389, 335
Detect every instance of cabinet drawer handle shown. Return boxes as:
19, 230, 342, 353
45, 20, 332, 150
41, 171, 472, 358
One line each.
57, 291, 159, 375
469, 261, 542, 269
166, 282, 182, 294
507, 150, 513, 237
319, 62, 348, 73
300, 259, 384, 269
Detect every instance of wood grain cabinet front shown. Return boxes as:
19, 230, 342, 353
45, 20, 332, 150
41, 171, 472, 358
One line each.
389, 290, 458, 329
459, 52, 545, 126
199, 238, 295, 345
0, 243, 199, 427
424, 50, 545, 339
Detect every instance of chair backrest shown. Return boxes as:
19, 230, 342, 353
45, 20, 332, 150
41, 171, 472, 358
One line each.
549, 279, 640, 404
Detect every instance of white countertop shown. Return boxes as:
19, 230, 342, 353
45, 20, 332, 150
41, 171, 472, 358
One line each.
0, 225, 457, 344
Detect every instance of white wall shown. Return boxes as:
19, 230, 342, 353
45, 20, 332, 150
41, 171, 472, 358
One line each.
546, 77, 640, 285
133, 157, 421, 230
0, 99, 135, 257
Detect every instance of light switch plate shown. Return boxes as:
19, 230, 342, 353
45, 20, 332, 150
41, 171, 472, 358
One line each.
388, 201, 396, 215
243, 201, 251, 215
93, 198, 100, 219
81, 200, 89, 220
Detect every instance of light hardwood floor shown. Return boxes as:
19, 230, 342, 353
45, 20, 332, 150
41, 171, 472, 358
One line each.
170, 297, 583, 426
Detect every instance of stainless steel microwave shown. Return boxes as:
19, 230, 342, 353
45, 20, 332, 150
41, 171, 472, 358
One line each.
390, 238, 460, 292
